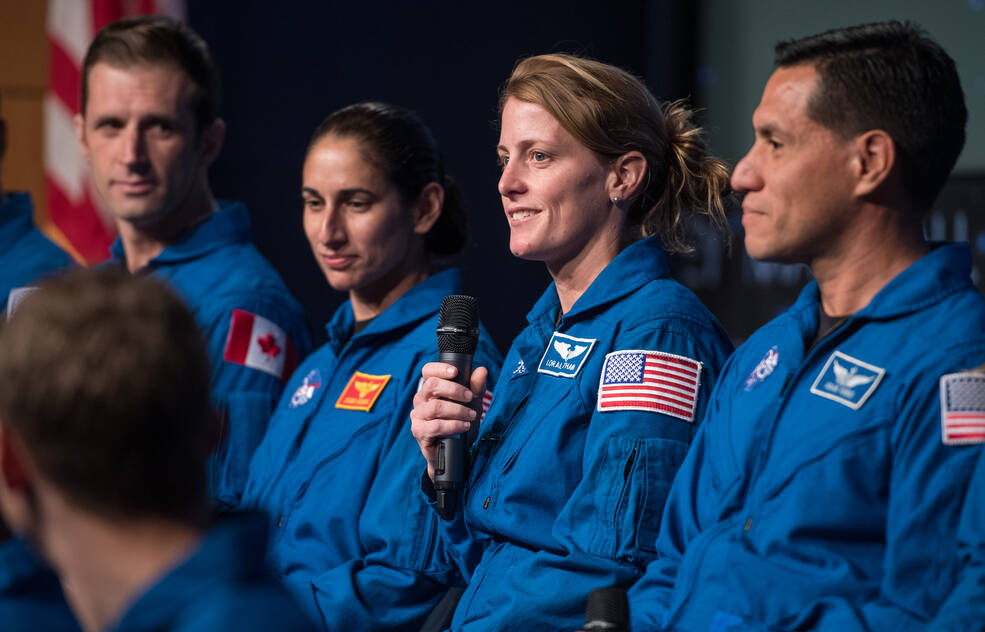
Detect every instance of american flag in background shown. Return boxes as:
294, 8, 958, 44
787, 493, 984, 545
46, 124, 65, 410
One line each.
940, 372, 985, 445
44, 0, 185, 263
597, 350, 702, 422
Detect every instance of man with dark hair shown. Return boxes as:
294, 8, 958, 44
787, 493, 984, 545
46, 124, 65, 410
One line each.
0, 91, 74, 315
0, 268, 315, 631
73, 15, 310, 508
627, 21, 985, 630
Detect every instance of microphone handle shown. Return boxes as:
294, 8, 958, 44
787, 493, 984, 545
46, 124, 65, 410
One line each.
434, 351, 473, 520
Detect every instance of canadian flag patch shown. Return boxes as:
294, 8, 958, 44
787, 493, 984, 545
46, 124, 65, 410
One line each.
223, 309, 297, 381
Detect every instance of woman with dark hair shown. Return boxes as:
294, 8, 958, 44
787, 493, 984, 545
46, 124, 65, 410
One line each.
240, 102, 502, 630
410, 53, 735, 630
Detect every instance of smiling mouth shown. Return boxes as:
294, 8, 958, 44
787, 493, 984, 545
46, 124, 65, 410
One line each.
322, 254, 355, 269
508, 208, 540, 221
114, 181, 156, 194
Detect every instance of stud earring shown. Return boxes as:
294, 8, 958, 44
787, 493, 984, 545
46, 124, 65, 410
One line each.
612, 196, 622, 204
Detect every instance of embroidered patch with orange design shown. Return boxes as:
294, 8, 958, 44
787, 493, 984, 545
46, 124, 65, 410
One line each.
335, 371, 391, 412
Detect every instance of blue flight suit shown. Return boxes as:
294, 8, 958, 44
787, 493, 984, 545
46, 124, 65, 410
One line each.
109, 202, 311, 508
0, 192, 73, 313
0, 537, 81, 632
430, 237, 733, 631
240, 269, 503, 631
934, 439, 985, 631
109, 512, 316, 632
628, 243, 985, 631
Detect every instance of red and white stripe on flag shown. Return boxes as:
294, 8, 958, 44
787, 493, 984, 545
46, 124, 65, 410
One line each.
223, 309, 298, 382
597, 349, 702, 422
44, 0, 186, 263
480, 390, 493, 420
940, 371, 985, 445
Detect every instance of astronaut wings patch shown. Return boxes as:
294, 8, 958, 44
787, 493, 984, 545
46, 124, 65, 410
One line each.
597, 349, 702, 422
940, 371, 985, 445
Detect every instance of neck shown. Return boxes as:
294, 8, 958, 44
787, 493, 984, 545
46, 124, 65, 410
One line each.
117, 185, 217, 273
37, 492, 203, 632
349, 263, 429, 322
811, 205, 927, 317
548, 229, 624, 314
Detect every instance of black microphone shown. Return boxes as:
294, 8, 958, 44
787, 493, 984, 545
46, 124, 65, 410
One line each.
584, 586, 629, 631
434, 294, 479, 520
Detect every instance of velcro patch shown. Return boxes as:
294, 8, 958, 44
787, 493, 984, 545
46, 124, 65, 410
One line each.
336, 372, 391, 411
538, 332, 596, 378
288, 369, 323, 409
809, 351, 884, 410
597, 349, 702, 422
223, 309, 298, 381
940, 371, 985, 445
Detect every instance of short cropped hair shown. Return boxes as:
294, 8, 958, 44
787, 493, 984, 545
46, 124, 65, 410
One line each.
81, 15, 219, 131
776, 21, 966, 211
500, 53, 730, 253
0, 269, 212, 523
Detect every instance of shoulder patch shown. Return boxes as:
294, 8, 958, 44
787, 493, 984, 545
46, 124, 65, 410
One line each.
336, 371, 391, 412
809, 350, 884, 410
223, 309, 298, 381
538, 332, 596, 378
597, 349, 702, 422
940, 371, 985, 445
480, 389, 493, 419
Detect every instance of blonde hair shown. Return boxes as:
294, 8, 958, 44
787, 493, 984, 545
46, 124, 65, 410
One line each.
500, 53, 730, 252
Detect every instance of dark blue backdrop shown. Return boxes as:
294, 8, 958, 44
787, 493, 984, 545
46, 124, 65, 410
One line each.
190, 1, 698, 352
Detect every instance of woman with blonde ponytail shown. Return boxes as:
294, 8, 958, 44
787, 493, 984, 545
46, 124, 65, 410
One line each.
411, 53, 734, 630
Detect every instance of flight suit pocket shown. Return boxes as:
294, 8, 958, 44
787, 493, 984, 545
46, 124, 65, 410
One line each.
592, 435, 689, 565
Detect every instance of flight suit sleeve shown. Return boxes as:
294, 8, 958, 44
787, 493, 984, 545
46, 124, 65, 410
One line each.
309, 344, 502, 631
782, 343, 985, 631
203, 297, 312, 509
493, 324, 730, 627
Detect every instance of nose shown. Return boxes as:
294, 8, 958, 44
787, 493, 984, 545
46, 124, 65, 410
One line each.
730, 148, 762, 194
318, 205, 347, 247
119, 125, 148, 170
497, 159, 526, 199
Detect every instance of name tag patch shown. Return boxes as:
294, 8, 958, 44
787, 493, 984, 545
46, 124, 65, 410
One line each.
537, 332, 596, 378
335, 371, 391, 411
810, 351, 884, 410
940, 371, 985, 445
597, 349, 702, 422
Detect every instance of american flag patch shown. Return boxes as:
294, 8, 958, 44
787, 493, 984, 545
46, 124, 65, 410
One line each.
940, 371, 985, 445
481, 390, 494, 419
597, 349, 702, 422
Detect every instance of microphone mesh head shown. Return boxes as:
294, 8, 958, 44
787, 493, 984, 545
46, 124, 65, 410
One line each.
438, 295, 478, 354
585, 586, 628, 628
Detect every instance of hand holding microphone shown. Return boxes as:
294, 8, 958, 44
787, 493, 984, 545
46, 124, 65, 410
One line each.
410, 295, 485, 519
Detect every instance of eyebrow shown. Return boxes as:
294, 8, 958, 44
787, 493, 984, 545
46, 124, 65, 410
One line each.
301, 187, 378, 198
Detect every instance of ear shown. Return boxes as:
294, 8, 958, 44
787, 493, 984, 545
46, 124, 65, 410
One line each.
607, 150, 647, 203
0, 425, 31, 493
73, 113, 89, 160
198, 118, 226, 168
851, 129, 895, 197
411, 181, 444, 235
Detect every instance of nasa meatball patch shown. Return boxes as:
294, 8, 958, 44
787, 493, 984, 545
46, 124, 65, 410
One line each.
537, 332, 596, 378
809, 350, 885, 410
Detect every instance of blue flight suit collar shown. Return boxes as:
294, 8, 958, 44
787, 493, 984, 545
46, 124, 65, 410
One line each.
788, 242, 973, 332
0, 193, 39, 253
324, 268, 463, 356
108, 201, 251, 268
527, 236, 671, 329
111, 512, 270, 630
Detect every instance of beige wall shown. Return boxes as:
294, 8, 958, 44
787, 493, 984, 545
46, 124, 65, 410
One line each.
0, 1, 48, 215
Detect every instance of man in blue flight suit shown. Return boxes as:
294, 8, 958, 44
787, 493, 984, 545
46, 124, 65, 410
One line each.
0, 95, 73, 314
933, 364, 985, 631
0, 269, 315, 632
627, 21, 985, 630
74, 16, 310, 507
